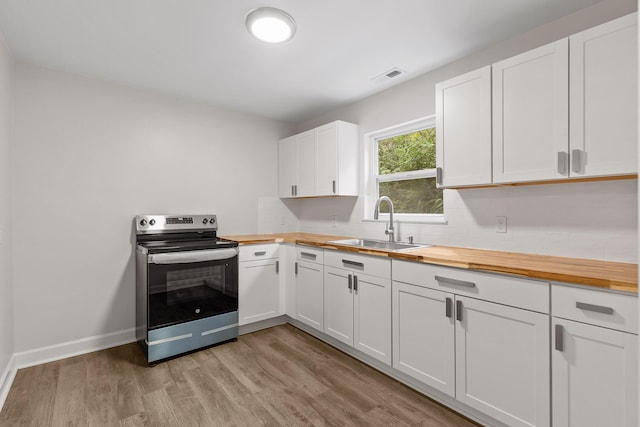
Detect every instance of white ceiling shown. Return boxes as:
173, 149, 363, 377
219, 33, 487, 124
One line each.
0, 0, 602, 123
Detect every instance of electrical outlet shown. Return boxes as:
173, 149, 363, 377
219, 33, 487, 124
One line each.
496, 216, 507, 233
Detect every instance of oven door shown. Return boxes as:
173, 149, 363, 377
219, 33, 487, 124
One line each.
146, 248, 238, 330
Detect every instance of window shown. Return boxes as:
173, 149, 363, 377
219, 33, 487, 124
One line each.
365, 116, 444, 222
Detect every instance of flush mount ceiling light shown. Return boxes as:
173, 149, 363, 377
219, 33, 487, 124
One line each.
245, 7, 296, 43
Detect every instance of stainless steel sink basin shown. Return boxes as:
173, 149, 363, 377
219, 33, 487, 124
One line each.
328, 238, 431, 252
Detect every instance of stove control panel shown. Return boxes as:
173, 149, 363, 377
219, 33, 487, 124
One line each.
136, 214, 218, 234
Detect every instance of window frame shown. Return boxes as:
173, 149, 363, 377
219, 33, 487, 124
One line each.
363, 115, 446, 224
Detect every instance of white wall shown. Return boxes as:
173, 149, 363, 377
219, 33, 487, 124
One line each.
0, 32, 14, 378
293, 0, 638, 263
11, 64, 296, 352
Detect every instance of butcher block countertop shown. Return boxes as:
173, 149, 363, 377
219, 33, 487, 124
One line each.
222, 233, 638, 293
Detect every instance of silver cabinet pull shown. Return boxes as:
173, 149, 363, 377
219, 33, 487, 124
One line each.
332, 180, 336, 194
436, 167, 443, 185
455, 300, 463, 322
294, 185, 297, 196
300, 252, 316, 260
275, 260, 279, 274
348, 274, 352, 290
435, 275, 476, 288
557, 151, 568, 175
353, 275, 358, 293
571, 149, 584, 174
342, 259, 364, 268
294, 262, 298, 275
254, 251, 267, 256
291, 185, 295, 196
445, 297, 453, 318
555, 324, 564, 352
576, 301, 614, 315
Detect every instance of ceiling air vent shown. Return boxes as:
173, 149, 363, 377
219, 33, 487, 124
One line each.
371, 68, 406, 84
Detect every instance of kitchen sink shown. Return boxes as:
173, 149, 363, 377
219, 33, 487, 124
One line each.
328, 238, 431, 252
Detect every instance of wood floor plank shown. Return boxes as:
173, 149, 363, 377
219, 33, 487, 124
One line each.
51, 361, 87, 427
1, 325, 480, 427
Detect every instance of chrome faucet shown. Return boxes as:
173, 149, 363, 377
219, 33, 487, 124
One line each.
373, 196, 395, 242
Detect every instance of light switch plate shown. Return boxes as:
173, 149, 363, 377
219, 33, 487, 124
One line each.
496, 216, 507, 233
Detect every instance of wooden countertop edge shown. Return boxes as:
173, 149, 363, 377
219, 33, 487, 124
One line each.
223, 233, 638, 293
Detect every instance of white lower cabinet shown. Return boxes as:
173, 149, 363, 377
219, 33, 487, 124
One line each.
551, 284, 638, 427
238, 244, 281, 326
455, 296, 550, 427
324, 251, 391, 364
392, 282, 455, 395
392, 260, 550, 427
295, 247, 324, 331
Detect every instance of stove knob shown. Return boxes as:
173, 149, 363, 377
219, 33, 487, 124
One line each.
209, 217, 216, 224
202, 218, 208, 224
149, 219, 156, 226
139, 219, 147, 226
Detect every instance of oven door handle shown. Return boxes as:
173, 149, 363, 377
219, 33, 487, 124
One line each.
148, 248, 238, 264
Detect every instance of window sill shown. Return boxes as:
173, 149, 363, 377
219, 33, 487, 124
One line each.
362, 215, 448, 225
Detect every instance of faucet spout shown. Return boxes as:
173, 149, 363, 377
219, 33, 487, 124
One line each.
373, 196, 395, 242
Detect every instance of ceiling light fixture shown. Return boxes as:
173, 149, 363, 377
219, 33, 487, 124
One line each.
245, 7, 296, 43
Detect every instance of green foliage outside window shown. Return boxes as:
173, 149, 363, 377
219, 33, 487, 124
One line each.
377, 128, 443, 214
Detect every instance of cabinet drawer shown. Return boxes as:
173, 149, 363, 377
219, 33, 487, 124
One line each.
552, 284, 638, 334
324, 250, 391, 280
392, 260, 549, 313
239, 243, 279, 262
296, 245, 324, 264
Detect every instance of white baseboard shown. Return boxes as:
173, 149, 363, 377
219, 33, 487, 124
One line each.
0, 354, 16, 413
14, 327, 136, 370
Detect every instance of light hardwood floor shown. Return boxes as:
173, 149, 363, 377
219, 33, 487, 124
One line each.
0, 324, 479, 426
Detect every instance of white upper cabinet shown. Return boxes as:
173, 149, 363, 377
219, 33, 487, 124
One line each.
278, 130, 315, 198
278, 120, 358, 198
278, 135, 297, 198
569, 13, 638, 177
435, 66, 492, 187
492, 39, 569, 183
315, 121, 358, 196
436, 13, 637, 187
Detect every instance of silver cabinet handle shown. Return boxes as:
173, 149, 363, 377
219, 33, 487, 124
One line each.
455, 300, 463, 322
353, 275, 358, 293
348, 274, 352, 290
557, 151, 568, 175
332, 180, 336, 194
445, 297, 453, 318
555, 324, 564, 352
300, 252, 316, 260
294, 262, 298, 275
254, 251, 267, 256
435, 275, 476, 288
275, 260, 279, 274
571, 149, 584, 174
294, 185, 297, 196
436, 167, 443, 186
291, 185, 295, 196
342, 259, 364, 268
576, 301, 614, 315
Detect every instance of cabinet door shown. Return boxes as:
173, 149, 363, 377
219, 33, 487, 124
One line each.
323, 266, 354, 345
569, 13, 637, 177
493, 39, 569, 183
278, 136, 297, 198
552, 318, 638, 427
296, 129, 315, 197
435, 66, 492, 187
354, 273, 391, 364
315, 122, 338, 196
295, 260, 323, 330
238, 259, 280, 325
455, 297, 550, 427
392, 282, 455, 394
